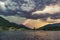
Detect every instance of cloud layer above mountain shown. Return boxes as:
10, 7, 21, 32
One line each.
0, 0, 60, 24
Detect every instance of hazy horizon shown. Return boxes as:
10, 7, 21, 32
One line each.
0, 0, 60, 28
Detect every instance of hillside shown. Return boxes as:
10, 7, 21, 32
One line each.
0, 16, 31, 31
37, 23, 60, 31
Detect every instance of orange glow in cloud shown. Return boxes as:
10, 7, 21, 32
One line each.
22, 18, 60, 29
46, 17, 60, 23
22, 4, 60, 29
32, 4, 60, 15
22, 19, 52, 29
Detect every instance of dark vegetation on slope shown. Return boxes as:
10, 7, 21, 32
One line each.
0, 16, 60, 31
0, 16, 31, 31
37, 23, 60, 31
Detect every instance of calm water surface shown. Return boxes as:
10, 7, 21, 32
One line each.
0, 30, 60, 40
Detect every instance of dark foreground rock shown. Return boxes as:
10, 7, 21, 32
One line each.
0, 30, 60, 40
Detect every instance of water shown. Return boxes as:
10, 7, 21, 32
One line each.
0, 30, 60, 40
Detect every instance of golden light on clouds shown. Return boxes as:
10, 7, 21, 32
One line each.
46, 17, 60, 23
23, 4, 60, 29
32, 4, 60, 15
22, 19, 52, 29
22, 18, 60, 29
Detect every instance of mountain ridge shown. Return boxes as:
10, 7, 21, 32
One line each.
0, 16, 31, 30
37, 23, 60, 30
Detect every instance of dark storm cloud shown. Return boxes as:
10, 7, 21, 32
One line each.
0, 0, 60, 20
30, 13, 60, 20
0, 0, 36, 17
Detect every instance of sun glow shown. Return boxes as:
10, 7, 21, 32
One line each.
22, 18, 60, 29
22, 4, 60, 29
22, 19, 52, 29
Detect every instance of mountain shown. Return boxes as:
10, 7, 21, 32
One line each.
0, 16, 31, 30
0, 16, 10, 27
37, 23, 60, 30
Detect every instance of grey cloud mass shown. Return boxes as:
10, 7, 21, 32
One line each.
0, 0, 60, 24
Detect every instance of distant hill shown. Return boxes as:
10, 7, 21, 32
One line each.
37, 23, 60, 31
0, 16, 31, 30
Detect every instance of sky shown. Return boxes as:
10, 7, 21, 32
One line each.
0, 0, 60, 25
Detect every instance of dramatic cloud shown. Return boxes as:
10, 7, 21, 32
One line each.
0, 0, 36, 16
31, 4, 60, 19
32, 4, 60, 15
23, 19, 50, 29
23, 18, 60, 29
20, 0, 36, 12
0, 0, 60, 24
5, 0, 19, 11
0, 15, 26, 24
0, 1, 6, 11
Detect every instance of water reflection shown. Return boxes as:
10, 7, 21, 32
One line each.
0, 31, 60, 40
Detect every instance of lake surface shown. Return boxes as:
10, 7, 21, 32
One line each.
0, 30, 60, 40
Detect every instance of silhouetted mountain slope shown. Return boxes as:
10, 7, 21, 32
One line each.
0, 16, 31, 30
18, 24, 32, 30
38, 23, 60, 30
0, 16, 10, 27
